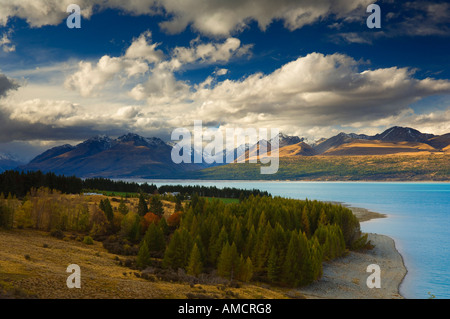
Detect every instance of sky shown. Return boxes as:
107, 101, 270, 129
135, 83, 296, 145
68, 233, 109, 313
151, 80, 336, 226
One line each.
0, 0, 449, 161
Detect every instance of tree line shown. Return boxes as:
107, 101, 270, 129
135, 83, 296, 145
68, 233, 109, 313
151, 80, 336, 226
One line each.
0, 170, 82, 198
0, 171, 270, 200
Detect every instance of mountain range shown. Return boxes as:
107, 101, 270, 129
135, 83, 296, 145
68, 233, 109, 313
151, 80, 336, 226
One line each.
15, 126, 450, 179
0, 153, 25, 173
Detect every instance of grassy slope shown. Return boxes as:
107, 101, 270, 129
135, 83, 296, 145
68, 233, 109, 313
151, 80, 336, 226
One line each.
0, 229, 293, 299
196, 154, 450, 181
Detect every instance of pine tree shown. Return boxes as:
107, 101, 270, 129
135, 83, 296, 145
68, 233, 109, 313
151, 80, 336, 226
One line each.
209, 226, 228, 265
118, 198, 129, 215
137, 193, 148, 216
144, 222, 166, 256
100, 198, 114, 223
267, 246, 281, 283
150, 195, 165, 217
163, 228, 193, 270
255, 222, 272, 272
217, 242, 240, 280
175, 195, 183, 212
137, 240, 151, 269
158, 217, 169, 236
237, 255, 253, 282
318, 209, 328, 226
281, 232, 301, 286
187, 243, 203, 276
301, 206, 311, 238
128, 214, 141, 243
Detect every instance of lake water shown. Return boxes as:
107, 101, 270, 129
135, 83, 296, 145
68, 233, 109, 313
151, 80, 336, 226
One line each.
129, 179, 450, 299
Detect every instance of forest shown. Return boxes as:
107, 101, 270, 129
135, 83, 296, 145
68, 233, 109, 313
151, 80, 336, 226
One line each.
0, 180, 369, 288
0, 171, 269, 200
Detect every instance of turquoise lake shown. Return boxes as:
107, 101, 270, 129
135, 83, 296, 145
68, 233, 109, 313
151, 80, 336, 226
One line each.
128, 180, 450, 299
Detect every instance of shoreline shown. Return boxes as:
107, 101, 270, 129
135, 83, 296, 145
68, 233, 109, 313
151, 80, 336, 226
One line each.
297, 207, 407, 299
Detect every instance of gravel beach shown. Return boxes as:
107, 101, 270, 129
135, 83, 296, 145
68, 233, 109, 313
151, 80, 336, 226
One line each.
297, 206, 407, 299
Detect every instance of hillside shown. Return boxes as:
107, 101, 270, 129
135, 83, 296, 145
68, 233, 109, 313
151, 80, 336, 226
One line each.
19, 134, 206, 178
0, 228, 290, 299
196, 154, 450, 181
0, 153, 24, 173
16, 126, 450, 180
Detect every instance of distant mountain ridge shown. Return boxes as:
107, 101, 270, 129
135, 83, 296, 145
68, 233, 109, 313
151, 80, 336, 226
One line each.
17, 126, 450, 178
0, 153, 25, 173
20, 133, 206, 178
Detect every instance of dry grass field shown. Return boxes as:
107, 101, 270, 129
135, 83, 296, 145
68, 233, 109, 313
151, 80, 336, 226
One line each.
0, 228, 295, 299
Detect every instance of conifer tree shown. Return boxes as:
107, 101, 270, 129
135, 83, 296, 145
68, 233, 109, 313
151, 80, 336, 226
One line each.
209, 226, 228, 265
267, 246, 281, 283
301, 206, 311, 238
187, 243, 203, 276
163, 228, 193, 270
144, 222, 166, 256
217, 242, 240, 280
158, 217, 169, 236
137, 193, 148, 216
255, 222, 272, 272
237, 256, 253, 282
137, 240, 151, 269
175, 195, 183, 212
99, 198, 114, 223
150, 195, 164, 217
318, 209, 328, 226
282, 232, 301, 286
118, 198, 129, 215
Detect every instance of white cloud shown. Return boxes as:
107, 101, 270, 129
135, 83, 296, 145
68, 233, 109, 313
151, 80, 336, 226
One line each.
0, 32, 15, 52
7, 99, 78, 124
66, 32, 252, 98
167, 53, 450, 133
155, 0, 373, 37
215, 69, 229, 76
0, 0, 373, 37
124, 31, 164, 63
64, 54, 150, 97
171, 37, 252, 66
0, 0, 95, 27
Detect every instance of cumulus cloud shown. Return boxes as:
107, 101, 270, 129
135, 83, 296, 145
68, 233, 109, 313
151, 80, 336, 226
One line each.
124, 31, 164, 63
7, 99, 78, 124
64, 50, 450, 138
66, 32, 252, 98
154, 0, 373, 37
0, 0, 372, 37
171, 37, 252, 67
64, 54, 150, 97
158, 53, 450, 133
0, 73, 19, 97
0, 31, 15, 52
0, 0, 95, 27
2, 0, 448, 41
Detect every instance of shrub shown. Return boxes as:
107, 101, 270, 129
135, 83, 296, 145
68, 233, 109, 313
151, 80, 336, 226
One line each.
83, 236, 94, 245
50, 229, 64, 239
